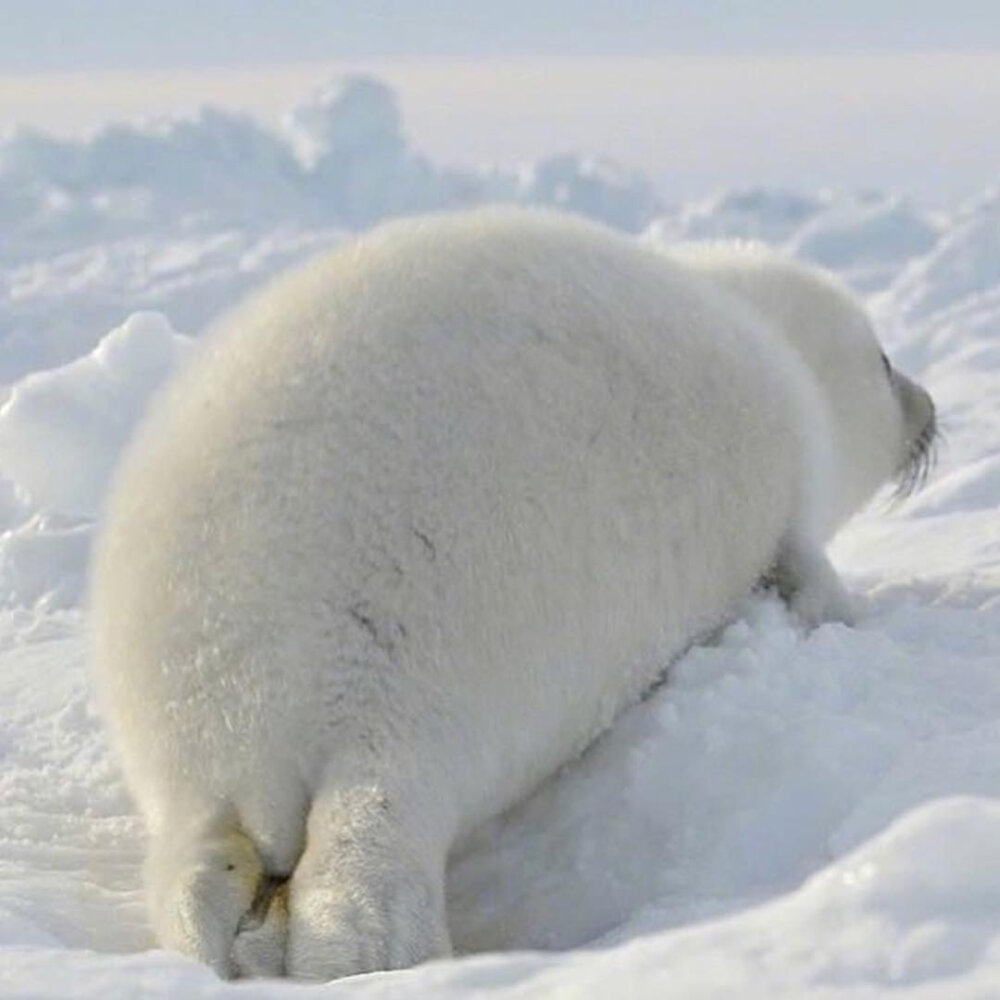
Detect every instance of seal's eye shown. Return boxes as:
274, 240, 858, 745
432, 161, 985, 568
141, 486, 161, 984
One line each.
880, 351, 892, 378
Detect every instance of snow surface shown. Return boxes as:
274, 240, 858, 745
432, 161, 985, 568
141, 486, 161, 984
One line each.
1, 75, 999, 997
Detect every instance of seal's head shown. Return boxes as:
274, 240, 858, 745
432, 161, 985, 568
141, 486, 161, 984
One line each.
668, 242, 937, 528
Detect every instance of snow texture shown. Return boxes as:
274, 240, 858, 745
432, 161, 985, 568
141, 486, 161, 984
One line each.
1, 73, 999, 997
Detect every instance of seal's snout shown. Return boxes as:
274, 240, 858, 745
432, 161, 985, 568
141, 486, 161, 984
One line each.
893, 371, 938, 498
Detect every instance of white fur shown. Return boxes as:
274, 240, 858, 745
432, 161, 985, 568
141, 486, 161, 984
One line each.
91, 209, 925, 980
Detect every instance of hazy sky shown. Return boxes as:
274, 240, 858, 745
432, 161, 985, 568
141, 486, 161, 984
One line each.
2, 3, 999, 203
3, 0, 1000, 69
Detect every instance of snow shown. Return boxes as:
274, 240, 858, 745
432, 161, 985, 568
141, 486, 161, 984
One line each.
660, 188, 830, 244
787, 196, 942, 293
0, 312, 193, 519
1, 72, 999, 997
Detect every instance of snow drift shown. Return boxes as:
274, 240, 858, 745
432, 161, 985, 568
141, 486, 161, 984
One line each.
0, 312, 192, 519
0, 73, 662, 257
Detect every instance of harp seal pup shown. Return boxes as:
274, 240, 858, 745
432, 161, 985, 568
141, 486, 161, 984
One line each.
91, 208, 935, 980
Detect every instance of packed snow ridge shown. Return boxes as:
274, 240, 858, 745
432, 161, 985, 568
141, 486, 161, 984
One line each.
1, 77, 1000, 996
0, 73, 660, 253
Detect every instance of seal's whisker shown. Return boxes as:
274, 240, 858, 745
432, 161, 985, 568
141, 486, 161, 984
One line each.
892, 408, 940, 502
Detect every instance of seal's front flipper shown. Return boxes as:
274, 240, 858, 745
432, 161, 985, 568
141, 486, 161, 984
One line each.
767, 536, 856, 628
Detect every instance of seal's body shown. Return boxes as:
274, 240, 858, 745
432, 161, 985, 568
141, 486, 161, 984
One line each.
92, 209, 934, 980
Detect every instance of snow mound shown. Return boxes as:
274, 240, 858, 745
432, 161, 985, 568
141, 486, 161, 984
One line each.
287, 75, 405, 170
0, 112, 306, 254
656, 187, 828, 243
646, 190, 945, 294
0, 312, 192, 519
516, 153, 661, 233
0, 312, 192, 609
447, 576, 1000, 954
450, 798, 1000, 998
0, 227, 345, 383
788, 195, 942, 292
888, 188, 1000, 333
0, 74, 662, 376
0, 514, 92, 610
0, 74, 661, 259
286, 74, 444, 226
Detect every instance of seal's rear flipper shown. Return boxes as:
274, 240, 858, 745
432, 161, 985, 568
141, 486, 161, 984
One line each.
146, 811, 287, 979
286, 781, 451, 980
231, 876, 289, 977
